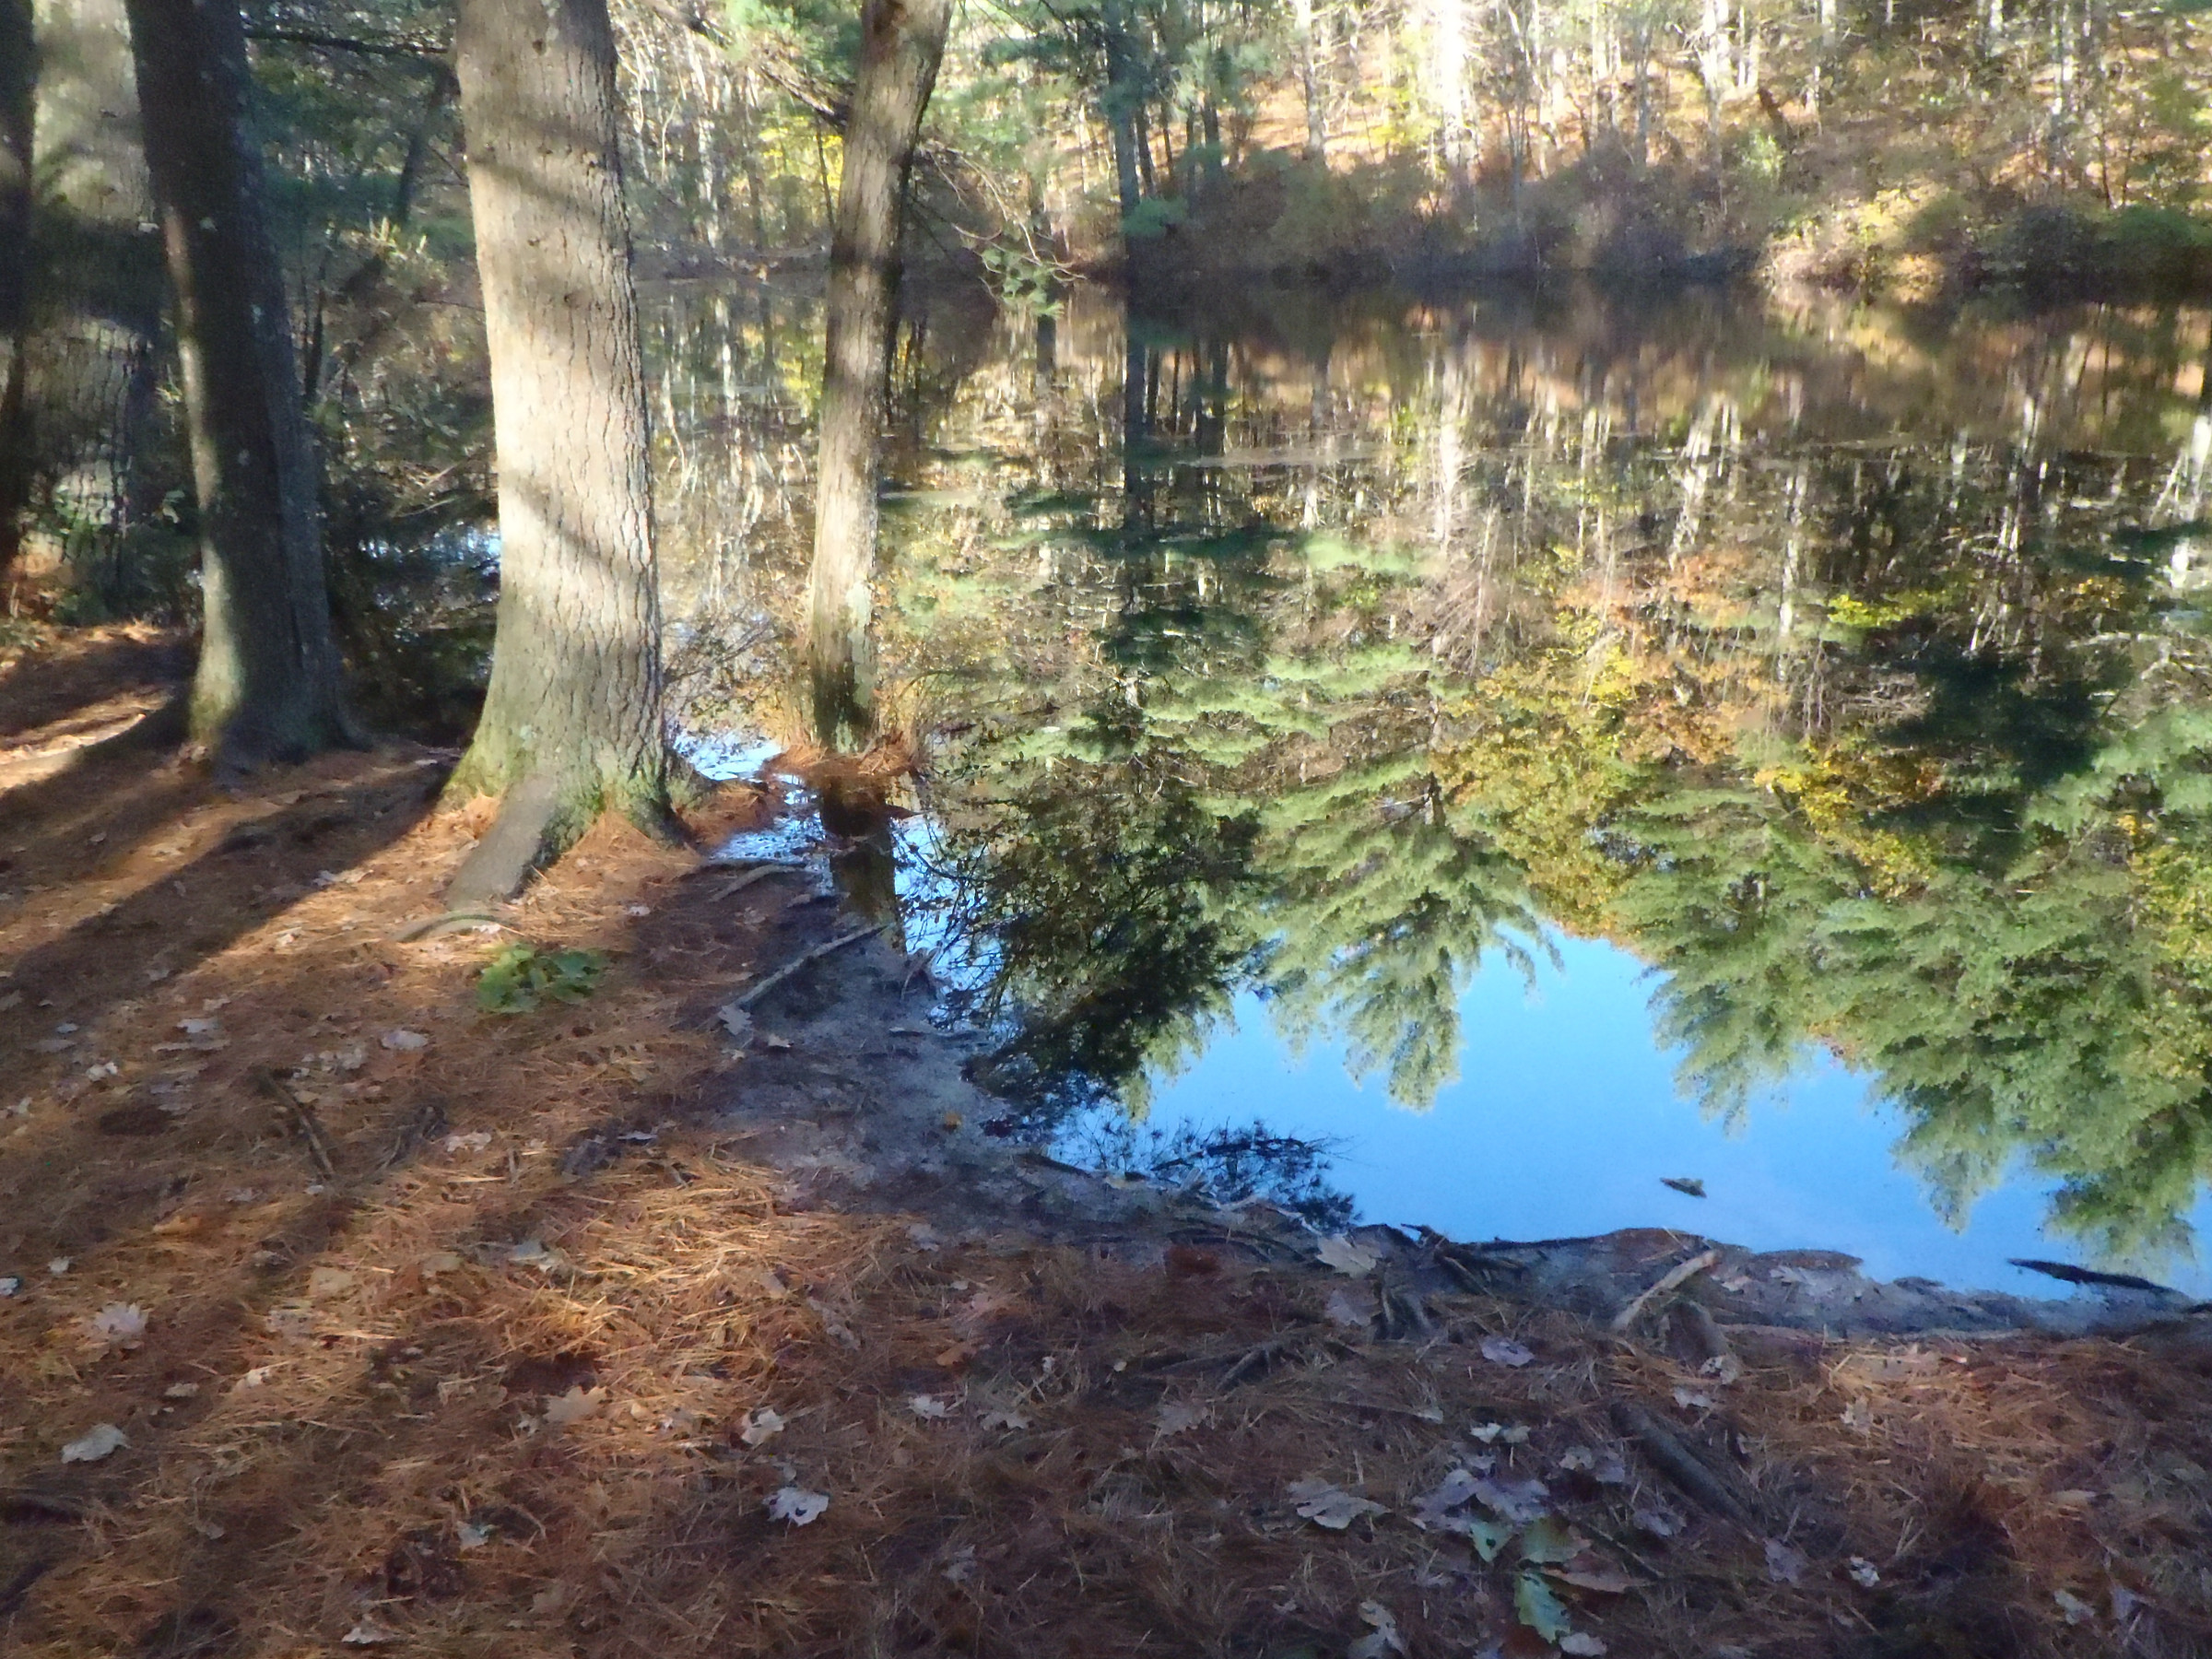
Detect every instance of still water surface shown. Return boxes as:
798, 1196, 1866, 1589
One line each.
660, 279, 2212, 1295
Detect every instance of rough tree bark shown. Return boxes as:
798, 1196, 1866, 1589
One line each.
0, 0, 32, 574
803, 0, 952, 750
124, 0, 352, 765
449, 0, 669, 900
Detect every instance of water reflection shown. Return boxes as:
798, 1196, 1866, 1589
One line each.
657, 276, 2212, 1283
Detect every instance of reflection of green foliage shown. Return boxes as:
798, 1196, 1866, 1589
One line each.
1262, 760, 1545, 1108
477, 945, 608, 1016
870, 303, 2212, 1268
954, 748, 1265, 1114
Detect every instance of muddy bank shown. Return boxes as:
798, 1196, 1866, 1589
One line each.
690, 880, 2209, 1348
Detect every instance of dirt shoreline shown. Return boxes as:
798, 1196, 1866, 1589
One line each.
3, 627, 2210, 1657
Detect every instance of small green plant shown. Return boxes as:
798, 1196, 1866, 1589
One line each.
477, 944, 607, 1015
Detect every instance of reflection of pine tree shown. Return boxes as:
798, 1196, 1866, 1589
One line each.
1618, 752, 2212, 1266
1260, 758, 1545, 1110
948, 753, 1264, 1116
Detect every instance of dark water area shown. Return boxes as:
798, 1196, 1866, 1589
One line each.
659, 276, 2212, 1296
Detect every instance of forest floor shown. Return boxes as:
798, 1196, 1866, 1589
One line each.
1, 624, 2211, 1659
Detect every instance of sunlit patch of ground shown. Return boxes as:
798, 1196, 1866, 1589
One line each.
0, 629, 2207, 1658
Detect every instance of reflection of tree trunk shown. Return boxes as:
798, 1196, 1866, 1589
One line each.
0, 0, 32, 574
1121, 303, 1151, 531
820, 777, 906, 948
1033, 309, 1056, 398
1631, 27, 1652, 168
124, 0, 353, 765
448, 0, 665, 897
805, 0, 952, 753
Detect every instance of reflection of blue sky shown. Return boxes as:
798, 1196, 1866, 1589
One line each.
1092, 935, 2212, 1299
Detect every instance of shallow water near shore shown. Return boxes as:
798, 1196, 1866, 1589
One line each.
669, 276, 2212, 1298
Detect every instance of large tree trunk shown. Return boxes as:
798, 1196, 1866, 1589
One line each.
449, 0, 667, 900
0, 0, 32, 575
803, 0, 952, 750
124, 0, 351, 765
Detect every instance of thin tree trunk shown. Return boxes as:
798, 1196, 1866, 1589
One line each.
1102, 1, 1144, 220
448, 0, 667, 899
804, 0, 952, 750
18, 0, 165, 596
124, 0, 352, 765
0, 0, 33, 575
1293, 0, 1325, 159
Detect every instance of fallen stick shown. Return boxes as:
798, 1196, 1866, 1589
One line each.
1609, 1398, 1759, 1531
708, 865, 796, 902
732, 923, 885, 1011
253, 1067, 339, 1182
0, 1489, 89, 1524
1610, 1246, 1723, 1334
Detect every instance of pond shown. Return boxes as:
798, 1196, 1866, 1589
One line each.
657, 275, 2212, 1299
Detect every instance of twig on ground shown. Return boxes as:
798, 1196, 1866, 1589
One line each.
1609, 1397, 1761, 1530
707, 864, 801, 901
732, 923, 885, 1010
1611, 1247, 1723, 1334
253, 1067, 340, 1182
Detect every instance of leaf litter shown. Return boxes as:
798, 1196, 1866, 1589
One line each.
0, 720, 2206, 1659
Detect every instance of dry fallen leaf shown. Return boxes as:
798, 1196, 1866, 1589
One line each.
61, 1423, 126, 1463
1480, 1335, 1535, 1368
1324, 1288, 1371, 1328
543, 1384, 605, 1428
1848, 1556, 1881, 1588
1469, 1476, 1550, 1525
739, 1406, 785, 1446
1315, 1235, 1381, 1277
1287, 1477, 1385, 1530
1549, 1558, 1638, 1595
340, 1618, 402, 1645
88, 1301, 147, 1343
1347, 1600, 1406, 1659
1765, 1539, 1810, 1585
1632, 1506, 1681, 1538
1154, 1400, 1206, 1436
1559, 1635, 1609, 1655
1410, 1467, 1481, 1530
909, 1394, 951, 1420
767, 1486, 830, 1525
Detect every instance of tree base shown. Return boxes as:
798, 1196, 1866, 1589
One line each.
445, 771, 563, 908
